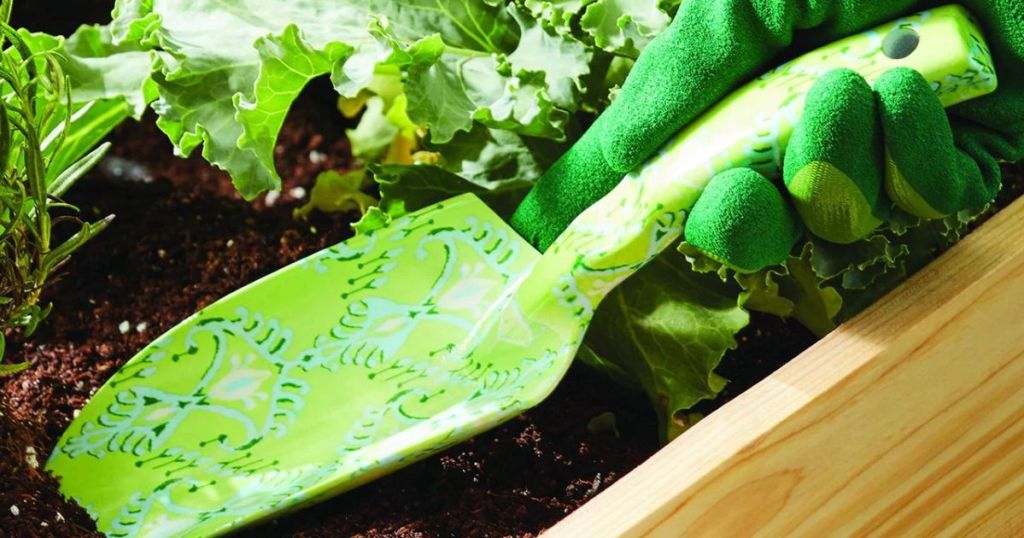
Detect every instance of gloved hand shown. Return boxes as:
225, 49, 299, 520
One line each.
509, 0, 1024, 265
684, 66, 1000, 271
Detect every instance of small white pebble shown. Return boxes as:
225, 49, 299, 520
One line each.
56, 511, 65, 522
73, 409, 81, 418
41, 522, 48, 528
88, 298, 96, 305
75, 380, 85, 390
309, 150, 326, 164
226, 239, 235, 248
135, 322, 148, 334
118, 321, 131, 334
10, 505, 19, 516
25, 446, 38, 469
157, 248, 167, 259
289, 186, 307, 200
265, 190, 281, 207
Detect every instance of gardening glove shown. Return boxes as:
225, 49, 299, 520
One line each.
509, 0, 1024, 256
683, 66, 1000, 272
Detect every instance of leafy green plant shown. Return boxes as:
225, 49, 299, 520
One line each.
0, 5, 120, 372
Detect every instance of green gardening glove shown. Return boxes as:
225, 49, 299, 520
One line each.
683, 65, 1000, 271
509, 0, 1024, 259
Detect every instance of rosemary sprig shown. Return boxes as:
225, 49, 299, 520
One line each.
0, 3, 113, 372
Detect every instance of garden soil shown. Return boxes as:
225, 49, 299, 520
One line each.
2, 2, 1023, 537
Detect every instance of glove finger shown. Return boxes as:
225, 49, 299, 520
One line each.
875, 67, 991, 217
784, 68, 886, 244
951, 117, 1005, 208
684, 168, 799, 273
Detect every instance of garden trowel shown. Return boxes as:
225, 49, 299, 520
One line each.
47, 6, 998, 537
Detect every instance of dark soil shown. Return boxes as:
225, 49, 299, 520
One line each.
2, 3, 1023, 537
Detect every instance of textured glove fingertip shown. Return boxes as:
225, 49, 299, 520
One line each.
785, 68, 885, 244
952, 121, 1007, 207
874, 68, 960, 216
510, 127, 622, 251
684, 169, 799, 273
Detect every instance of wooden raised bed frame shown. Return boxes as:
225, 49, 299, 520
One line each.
546, 196, 1024, 537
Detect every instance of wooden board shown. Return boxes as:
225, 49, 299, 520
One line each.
545, 197, 1024, 538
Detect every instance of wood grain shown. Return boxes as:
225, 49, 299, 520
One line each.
545, 197, 1024, 538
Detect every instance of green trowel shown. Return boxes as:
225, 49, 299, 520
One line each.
47, 6, 997, 537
